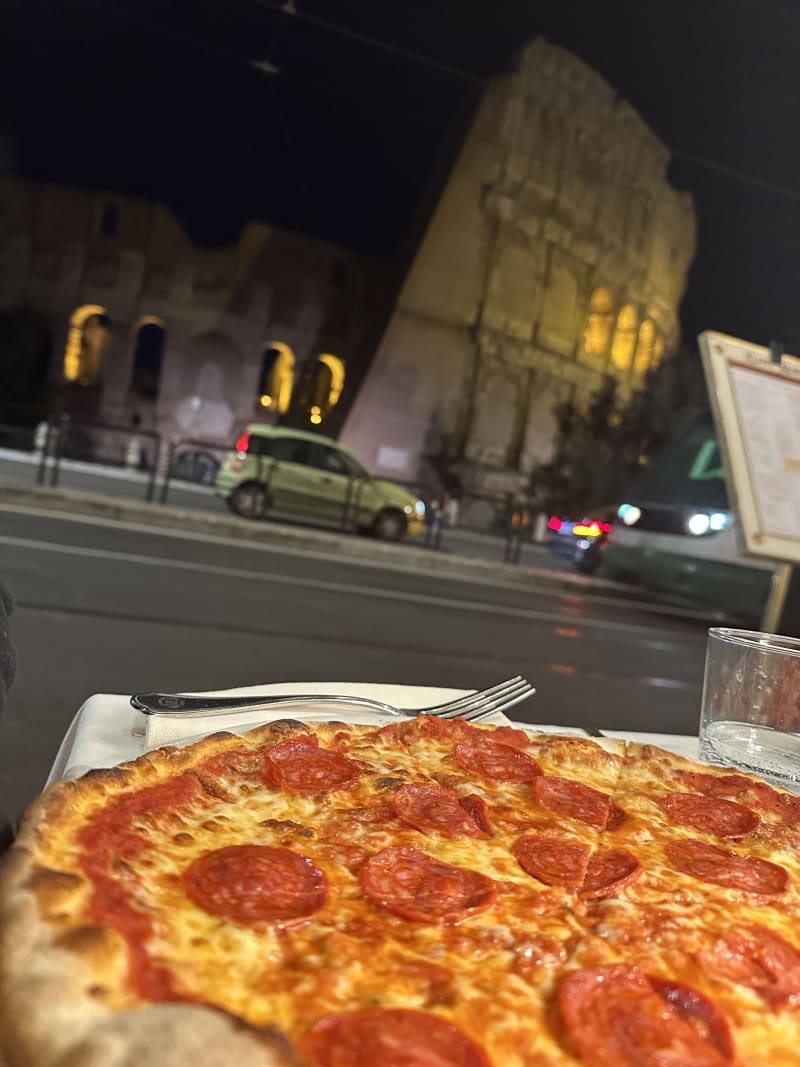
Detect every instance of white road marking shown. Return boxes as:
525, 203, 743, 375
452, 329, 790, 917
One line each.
0, 533, 699, 642
0, 503, 718, 623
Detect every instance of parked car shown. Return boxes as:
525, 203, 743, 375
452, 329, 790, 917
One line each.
216, 425, 426, 540
170, 449, 220, 486
545, 512, 614, 563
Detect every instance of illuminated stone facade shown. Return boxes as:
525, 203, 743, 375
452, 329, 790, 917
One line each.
340, 39, 697, 495
0, 178, 386, 458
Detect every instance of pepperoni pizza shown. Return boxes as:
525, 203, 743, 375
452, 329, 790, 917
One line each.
3, 715, 800, 1066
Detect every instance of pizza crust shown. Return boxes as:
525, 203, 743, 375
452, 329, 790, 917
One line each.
0, 730, 303, 1067
5, 720, 800, 1066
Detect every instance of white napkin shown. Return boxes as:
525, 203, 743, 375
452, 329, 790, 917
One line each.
144, 702, 516, 751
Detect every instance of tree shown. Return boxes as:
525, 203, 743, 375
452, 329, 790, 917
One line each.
528, 348, 708, 516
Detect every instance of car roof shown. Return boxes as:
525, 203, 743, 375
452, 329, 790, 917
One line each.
246, 424, 338, 448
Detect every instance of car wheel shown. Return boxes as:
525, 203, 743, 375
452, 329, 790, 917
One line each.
372, 509, 407, 541
229, 482, 271, 520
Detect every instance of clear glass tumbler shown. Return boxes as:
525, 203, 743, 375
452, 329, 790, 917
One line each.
699, 628, 800, 790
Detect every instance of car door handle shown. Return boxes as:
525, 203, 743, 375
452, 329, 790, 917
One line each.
319, 476, 333, 484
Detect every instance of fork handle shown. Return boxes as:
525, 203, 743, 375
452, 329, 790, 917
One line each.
131, 692, 405, 717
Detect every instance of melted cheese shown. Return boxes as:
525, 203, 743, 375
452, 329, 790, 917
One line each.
28, 722, 800, 1066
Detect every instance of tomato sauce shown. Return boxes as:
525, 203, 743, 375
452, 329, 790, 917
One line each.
78, 773, 205, 1000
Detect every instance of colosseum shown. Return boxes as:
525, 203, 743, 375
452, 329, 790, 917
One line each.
0, 39, 696, 493
340, 38, 697, 497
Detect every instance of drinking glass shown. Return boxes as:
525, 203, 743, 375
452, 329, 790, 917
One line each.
699, 628, 800, 790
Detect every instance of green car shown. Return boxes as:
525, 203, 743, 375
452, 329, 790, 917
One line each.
216, 425, 426, 540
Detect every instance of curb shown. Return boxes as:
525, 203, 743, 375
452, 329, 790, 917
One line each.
0, 478, 678, 605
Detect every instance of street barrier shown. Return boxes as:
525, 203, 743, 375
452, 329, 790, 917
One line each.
34, 415, 161, 502
2, 416, 546, 566
159, 436, 227, 505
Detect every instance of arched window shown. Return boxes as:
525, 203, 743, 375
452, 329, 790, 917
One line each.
634, 319, 656, 377
539, 265, 578, 352
582, 287, 614, 358
63, 304, 111, 385
610, 304, 638, 372
303, 354, 346, 425
257, 342, 295, 414
130, 316, 165, 398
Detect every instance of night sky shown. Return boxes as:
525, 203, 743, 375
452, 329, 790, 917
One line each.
7, 0, 800, 349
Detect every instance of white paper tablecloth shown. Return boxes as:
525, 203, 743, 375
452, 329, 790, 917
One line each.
46, 682, 699, 785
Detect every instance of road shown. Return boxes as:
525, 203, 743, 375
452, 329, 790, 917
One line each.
0, 507, 709, 819
0, 449, 572, 570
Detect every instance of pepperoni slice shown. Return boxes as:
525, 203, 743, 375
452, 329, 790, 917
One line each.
359, 846, 495, 922
657, 793, 759, 839
606, 803, 628, 831
559, 965, 733, 1067
680, 771, 785, 817
390, 784, 488, 838
265, 736, 360, 793
183, 845, 326, 925
300, 1008, 491, 1067
647, 978, 735, 1059
458, 794, 493, 835
532, 776, 622, 829
698, 924, 800, 1009
579, 848, 643, 900
666, 839, 788, 895
512, 835, 590, 888
453, 739, 541, 783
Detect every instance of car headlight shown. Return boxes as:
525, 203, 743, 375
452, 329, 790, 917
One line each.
618, 504, 642, 526
686, 512, 711, 536
414, 500, 426, 517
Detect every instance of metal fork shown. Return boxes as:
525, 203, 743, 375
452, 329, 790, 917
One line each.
131, 675, 535, 723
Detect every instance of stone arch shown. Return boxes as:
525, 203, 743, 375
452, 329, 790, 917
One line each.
634, 318, 656, 377
63, 303, 111, 385
610, 304, 638, 373
538, 265, 579, 353
130, 315, 166, 399
258, 341, 296, 414
485, 244, 538, 338
468, 370, 518, 467
176, 330, 243, 441
300, 353, 346, 425
582, 287, 614, 361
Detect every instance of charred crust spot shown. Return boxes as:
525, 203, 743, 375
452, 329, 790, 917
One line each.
25, 866, 84, 908
377, 776, 405, 789
56, 925, 122, 965
268, 719, 312, 735
87, 984, 110, 999
195, 775, 237, 801
259, 818, 314, 838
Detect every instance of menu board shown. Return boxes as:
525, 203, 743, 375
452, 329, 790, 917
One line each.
700, 331, 800, 562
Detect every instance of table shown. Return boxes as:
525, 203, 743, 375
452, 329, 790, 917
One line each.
44, 682, 700, 786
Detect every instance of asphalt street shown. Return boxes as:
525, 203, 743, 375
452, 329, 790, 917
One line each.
0, 451, 571, 570
0, 506, 709, 819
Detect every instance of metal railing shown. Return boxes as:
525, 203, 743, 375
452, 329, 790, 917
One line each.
0, 415, 553, 566
34, 415, 161, 502
159, 436, 228, 505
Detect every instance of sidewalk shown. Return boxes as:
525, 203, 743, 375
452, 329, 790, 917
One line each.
0, 474, 720, 622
